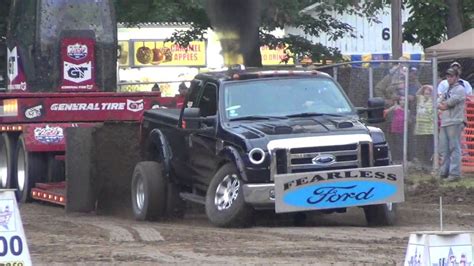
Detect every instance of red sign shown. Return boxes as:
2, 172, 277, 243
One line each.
60, 38, 97, 91
0, 92, 179, 124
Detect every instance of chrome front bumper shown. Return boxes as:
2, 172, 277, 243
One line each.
242, 183, 275, 209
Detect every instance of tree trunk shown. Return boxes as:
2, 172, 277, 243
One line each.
445, 0, 464, 38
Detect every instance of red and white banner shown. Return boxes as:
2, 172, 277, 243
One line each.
60, 38, 97, 91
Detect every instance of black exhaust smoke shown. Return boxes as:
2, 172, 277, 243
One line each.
206, 0, 262, 67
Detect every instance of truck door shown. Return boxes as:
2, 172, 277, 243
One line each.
187, 82, 219, 185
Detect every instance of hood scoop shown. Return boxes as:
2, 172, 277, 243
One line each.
335, 121, 354, 129
274, 125, 293, 134
260, 124, 293, 134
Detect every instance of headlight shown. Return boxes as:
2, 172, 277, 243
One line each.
248, 148, 265, 165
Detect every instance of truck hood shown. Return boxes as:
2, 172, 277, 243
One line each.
227, 116, 369, 140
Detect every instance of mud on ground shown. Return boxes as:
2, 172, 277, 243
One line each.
20, 177, 474, 265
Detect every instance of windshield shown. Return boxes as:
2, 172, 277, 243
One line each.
223, 77, 354, 120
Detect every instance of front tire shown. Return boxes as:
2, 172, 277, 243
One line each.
205, 163, 253, 228
131, 161, 167, 221
364, 203, 397, 226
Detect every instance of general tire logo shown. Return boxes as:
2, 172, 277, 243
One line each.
127, 99, 144, 112
25, 105, 43, 119
67, 43, 88, 60
34, 125, 64, 144
64, 61, 92, 83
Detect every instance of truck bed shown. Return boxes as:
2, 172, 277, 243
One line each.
144, 108, 181, 126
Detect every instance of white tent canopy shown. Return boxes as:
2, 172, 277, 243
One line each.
425, 28, 474, 60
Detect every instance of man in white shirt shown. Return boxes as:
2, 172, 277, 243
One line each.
437, 61, 473, 96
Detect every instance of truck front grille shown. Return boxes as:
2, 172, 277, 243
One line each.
273, 142, 371, 175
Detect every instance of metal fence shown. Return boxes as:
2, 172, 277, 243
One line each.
316, 59, 438, 174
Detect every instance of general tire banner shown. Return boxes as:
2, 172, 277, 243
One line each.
60, 38, 97, 91
274, 165, 405, 213
0, 190, 32, 266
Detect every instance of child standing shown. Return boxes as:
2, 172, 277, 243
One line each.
385, 96, 409, 163
414, 85, 434, 170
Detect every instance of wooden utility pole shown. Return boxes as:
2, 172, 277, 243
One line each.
391, 0, 402, 59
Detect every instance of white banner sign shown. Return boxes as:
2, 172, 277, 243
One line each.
0, 190, 32, 266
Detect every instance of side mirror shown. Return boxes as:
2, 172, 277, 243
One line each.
182, 107, 216, 130
357, 97, 385, 123
183, 107, 200, 118
367, 97, 385, 123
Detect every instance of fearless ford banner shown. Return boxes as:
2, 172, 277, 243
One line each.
274, 165, 404, 213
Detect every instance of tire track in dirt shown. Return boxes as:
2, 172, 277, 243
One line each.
66, 217, 166, 243
88, 223, 135, 242
132, 225, 164, 241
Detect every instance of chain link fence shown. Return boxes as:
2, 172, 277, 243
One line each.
316, 60, 438, 174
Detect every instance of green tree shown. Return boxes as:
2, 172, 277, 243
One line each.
403, 0, 474, 48
115, 0, 385, 67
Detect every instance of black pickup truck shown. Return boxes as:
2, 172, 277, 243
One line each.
131, 67, 405, 227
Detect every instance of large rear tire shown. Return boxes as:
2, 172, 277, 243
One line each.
0, 133, 15, 189
364, 203, 398, 226
205, 163, 253, 228
14, 135, 47, 203
131, 161, 167, 221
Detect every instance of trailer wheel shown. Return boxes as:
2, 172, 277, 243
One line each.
205, 163, 253, 228
364, 203, 398, 226
14, 135, 46, 203
0, 133, 15, 189
131, 161, 167, 221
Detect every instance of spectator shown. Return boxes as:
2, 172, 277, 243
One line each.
151, 83, 161, 92
375, 56, 409, 107
407, 67, 422, 98
414, 85, 434, 170
437, 61, 472, 96
406, 67, 422, 162
385, 96, 409, 163
375, 68, 403, 106
175, 82, 188, 108
438, 68, 466, 182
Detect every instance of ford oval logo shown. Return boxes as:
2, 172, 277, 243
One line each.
312, 154, 336, 165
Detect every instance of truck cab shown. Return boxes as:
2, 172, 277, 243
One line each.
133, 67, 404, 227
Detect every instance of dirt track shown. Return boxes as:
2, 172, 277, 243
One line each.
20, 183, 474, 265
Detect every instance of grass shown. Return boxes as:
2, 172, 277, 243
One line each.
406, 168, 474, 188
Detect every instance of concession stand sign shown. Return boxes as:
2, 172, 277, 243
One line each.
261, 45, 294, 66
132, 40, 206, 67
